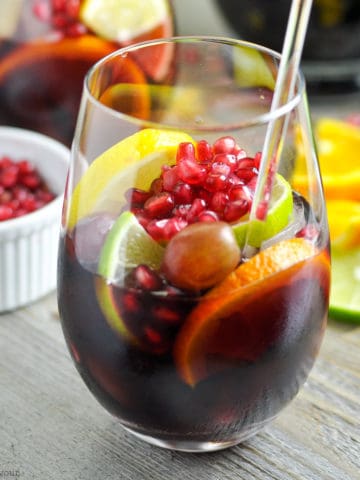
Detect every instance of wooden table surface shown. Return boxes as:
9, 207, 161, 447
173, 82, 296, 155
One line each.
1, 92, 360, 480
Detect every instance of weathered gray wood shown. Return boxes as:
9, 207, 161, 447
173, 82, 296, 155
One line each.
0, 290, 359, 480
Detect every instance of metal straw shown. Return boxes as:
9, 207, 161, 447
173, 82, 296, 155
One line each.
246, 0, 313, 235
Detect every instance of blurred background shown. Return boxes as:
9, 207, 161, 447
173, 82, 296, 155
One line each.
174, 0, 360, 95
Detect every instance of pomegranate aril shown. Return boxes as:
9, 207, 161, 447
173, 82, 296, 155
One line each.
198, 210, 219, 222
122, 291, 141, 313
296, 224, 319, 241
196, 140, 212, 162
173, 182, 194, 204
150, 177, 163, 194
162, 166, 179, 191
144, 192, 174, 218
177, 159, 207, 185
20, 173, 41, 190
223, 200, 249, 222
146, 219, 170, 242
125, 188, 151, 206
176, 142, 196, 163
212, 153, 237, 171
229, 185, 252, 202
163, 217, 188, 238
210, 191, 229, 213
132, 265, 164, 291
213, 136, 237, 154
186, 198, 206, 223
204, 172, 229, 192
151, 305, 182, 324
1, 165, 18, 188
254, 152, 262, 169
0, 205, 13, 221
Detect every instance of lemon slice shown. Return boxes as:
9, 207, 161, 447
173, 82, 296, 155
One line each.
68, 129, 193, 229
330, 249, 360, 323
232, 174, 293, 248
80, 0, 170, 43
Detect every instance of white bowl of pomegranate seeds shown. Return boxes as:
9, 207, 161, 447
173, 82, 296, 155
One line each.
0, 127, 70, 312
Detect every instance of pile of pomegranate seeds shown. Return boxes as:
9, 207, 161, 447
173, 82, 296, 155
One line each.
125, 136, 262, 242
0, 156, 55, 222
33, 0, 87, 38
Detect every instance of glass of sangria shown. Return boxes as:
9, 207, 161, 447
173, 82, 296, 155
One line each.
0, 0, 174, 146
58, 37, 331, 452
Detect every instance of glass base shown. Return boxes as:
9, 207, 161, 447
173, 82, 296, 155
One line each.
122, 417, 276, 452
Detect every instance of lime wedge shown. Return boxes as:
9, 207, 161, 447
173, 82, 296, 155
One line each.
233, 174, 293, 248
98, 211, 164, 282
68, 128, 192, 229
233, 45, 275, 90
96, 211, 164, 342
80, 0, 170, 42
329, 249, 360, 323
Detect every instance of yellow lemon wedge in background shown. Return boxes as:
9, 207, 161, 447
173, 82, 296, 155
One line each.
68, 129, 193, 230
80, 0, 171, 43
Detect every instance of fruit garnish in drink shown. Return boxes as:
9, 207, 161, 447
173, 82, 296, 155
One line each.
67, 129, 193, 230
124, 134, 293, 247
95, 211, 197, 354
174, 238, 330, 387
0, 155, 55, 221
79, 131, 307, 358
161, 222, 241, 290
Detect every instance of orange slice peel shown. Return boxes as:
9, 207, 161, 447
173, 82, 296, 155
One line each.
174, 238, 330, 387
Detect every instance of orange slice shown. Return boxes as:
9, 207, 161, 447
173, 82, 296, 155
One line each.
174, 238, 330, 386
293, 118, 360, 201
0, 35, 116, 80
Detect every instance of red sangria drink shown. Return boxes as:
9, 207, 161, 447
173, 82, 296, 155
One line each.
58, 38, 330, 451
0, 0, 174, 146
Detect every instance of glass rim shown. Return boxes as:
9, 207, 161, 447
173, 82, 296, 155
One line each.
84, 35, 306, 132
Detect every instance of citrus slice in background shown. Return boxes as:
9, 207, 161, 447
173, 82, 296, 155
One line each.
96, 211, 164, 340
326, 199, 360, 251
233, 45, 275, 90
293, 118, 360, 201
68, 129, 193, 229
0, 35, 115, 79
174, 238, 330, 386
330, 249, 360, 323
80, 0, 174, 81
232, 174, 293, 248
80, 0, 171, 43
99, 83, 151, 120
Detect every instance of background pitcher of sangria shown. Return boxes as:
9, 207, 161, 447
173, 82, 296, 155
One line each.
0, 0, 174, 147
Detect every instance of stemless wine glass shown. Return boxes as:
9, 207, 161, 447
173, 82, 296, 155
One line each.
58, 37, 330, 452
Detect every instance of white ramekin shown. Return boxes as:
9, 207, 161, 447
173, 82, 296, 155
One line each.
0, 127, 70, 312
